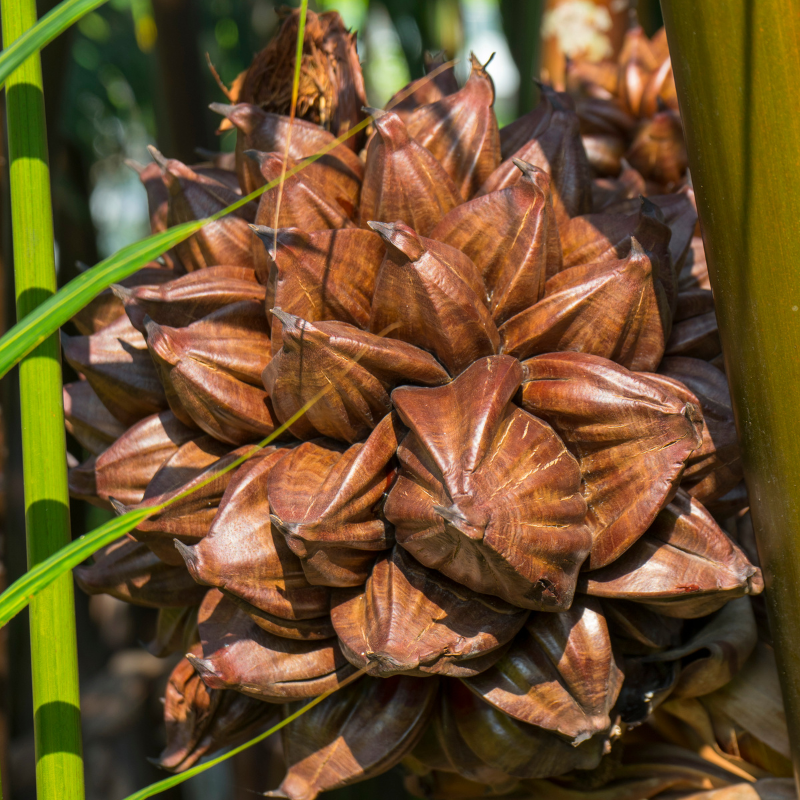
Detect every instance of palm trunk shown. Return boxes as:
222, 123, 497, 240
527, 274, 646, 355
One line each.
662, 0, 800, 785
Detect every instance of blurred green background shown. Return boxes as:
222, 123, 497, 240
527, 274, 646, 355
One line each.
0, 1, 662, 797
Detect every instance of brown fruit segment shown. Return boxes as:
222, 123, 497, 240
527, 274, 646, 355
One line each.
520, 352, 702, 569
189, 589, 355, 702
121, 439, 245, 565
442, 681, 610, 780
406, 694, 520, 792
72, 263, 174, 335
406, 53, 501, 200
258, 227, 385, 355
462, 597, 623, 743
251, 151, 354, 232
158, 653, 277, 772
499, 89, 555, 160
368, 221, 499, 376
653, 357, 743, 502
479, 87, 592, 223
665, 310, 722, 361
602, 599, 683, 655
63, 381, 127, 455
115, 266, 264, 334
61, 329, 169, 426
153, 149, 260, 272
146, 304, 278, 445
214, 102, 363, 199
646, 596, 757, 699
385, 52, 460, 122
626, 109, 688, 186
560, 196, 678, 311
275, 674, 438, 800
579, 489, 763, 618
263, 311, 449, 443
178, 448, 333, 625
358, 110, 461, 236
74, 535, 206, 608
431, 160, 561, 324
386, 356, 591, 611
500, 238, 671, 370
331, 546, 528, 677
267, 414, 401, 587
76, 410, 198, 506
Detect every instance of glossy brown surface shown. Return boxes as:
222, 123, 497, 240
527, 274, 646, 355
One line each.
521, 352, 702, 569
406, 54, 501, 200
358, 110, 460, 235
62, 328, 169, 426
276, 675, 437, 800
580, 489, 763, 617
443, 681, 609, 780
146, 305, 277, 445
479, 87, 592, 223
260, 227, 384, 354
431, 161, 560, 323
115, 265, 264, 333
387, 356, 590, 610
62, 16, 768, 790
331, 546, 528, 677
462, 598, 623, 742
179, 448, 333, 626
78, 410, 197, 506
159, 653, 276, 772
190, 590, 355, 702
74, 535, 206, 607
267, 415, 400, 586
368, 221, 498, 375
265, 311, 449, 442
501, 239, 671, 369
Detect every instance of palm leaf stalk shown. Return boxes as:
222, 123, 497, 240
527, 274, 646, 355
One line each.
1, 0, 84, 796
662, 0, 800, 785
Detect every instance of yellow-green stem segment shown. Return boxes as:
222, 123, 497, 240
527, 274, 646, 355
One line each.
2, 0, 85, 796
661, 0, 800, 786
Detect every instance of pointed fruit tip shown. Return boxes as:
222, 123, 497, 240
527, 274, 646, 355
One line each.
109, 497, 129, 516
173, 539, 197, 571
147, 145, 168, 168
110, 284, 133, 303
208, 102, 235, 118
629, 236, 647, 257
75, 260, 91, 273
124, 158, 144, 174
268, 307, 297, 328
362, 105, 385, 119
366, 220, 395, 237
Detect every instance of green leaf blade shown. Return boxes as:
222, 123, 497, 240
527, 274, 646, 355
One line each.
0, 0, 109, 88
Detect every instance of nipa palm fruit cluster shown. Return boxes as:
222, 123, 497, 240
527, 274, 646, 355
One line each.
566, 25, 687, 189
64, 8, 771, 799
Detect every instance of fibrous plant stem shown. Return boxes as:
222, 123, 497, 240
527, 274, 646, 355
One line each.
662, 0, 800, 786
1, 0, 85, 796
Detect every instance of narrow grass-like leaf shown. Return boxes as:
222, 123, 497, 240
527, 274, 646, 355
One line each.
0, 0, 108, 88
0, 508, 153, 627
